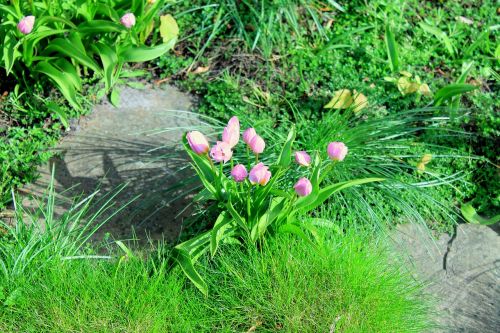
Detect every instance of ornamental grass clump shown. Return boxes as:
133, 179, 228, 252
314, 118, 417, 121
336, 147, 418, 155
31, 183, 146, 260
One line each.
176, 116, 384, 295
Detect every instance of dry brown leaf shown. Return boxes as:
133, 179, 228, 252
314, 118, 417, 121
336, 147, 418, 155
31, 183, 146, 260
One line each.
192, 66, 210, 74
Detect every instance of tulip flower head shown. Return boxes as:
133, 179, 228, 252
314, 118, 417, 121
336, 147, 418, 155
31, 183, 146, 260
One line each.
249, 163, 271, 186
243, 128, 257, 145
17, 16, 35, 35
327, 142, 348, 161
231, 164, 247, 182
186, 131, 209, 155
210, 141, 233, 163
222, 125, 239, 148
120, 13, 136, 28
295, 151, 311, 167
249, 135, 265, 154
227, 116, 240, 132
294, 178, 312, 197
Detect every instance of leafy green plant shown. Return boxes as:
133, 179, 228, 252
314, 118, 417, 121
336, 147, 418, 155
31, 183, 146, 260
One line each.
0, 0, 178, 113
174, 116, 383, 294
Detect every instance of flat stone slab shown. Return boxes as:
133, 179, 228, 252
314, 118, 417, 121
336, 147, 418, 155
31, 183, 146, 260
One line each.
20, 85, 203, 241
392, 223, 500, 332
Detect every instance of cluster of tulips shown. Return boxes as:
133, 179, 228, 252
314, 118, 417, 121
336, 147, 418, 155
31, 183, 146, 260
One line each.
178, 116, 383, 295
186, 116, 348, 197
16, 12, 137, 35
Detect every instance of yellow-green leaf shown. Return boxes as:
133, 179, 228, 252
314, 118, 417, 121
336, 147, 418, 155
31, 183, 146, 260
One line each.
159, 14, 179, 44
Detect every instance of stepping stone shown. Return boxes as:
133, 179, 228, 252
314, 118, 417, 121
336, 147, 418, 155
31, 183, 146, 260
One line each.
392, 223, 500, 332
20, 85, 203, 242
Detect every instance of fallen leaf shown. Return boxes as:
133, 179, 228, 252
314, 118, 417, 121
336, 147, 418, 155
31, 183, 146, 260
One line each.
192, 66, 210, 74
419, 83, 432, 96
352, 90, 368, 112
159, 14, 179, 43
324, 89, 353, 109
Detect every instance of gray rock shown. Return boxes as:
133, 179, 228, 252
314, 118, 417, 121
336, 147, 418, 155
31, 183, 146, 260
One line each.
392, 223, 500, 332
20, 85, 204, 242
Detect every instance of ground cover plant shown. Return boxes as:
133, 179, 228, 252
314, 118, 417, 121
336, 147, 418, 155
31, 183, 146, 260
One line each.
0, 191, 432, 332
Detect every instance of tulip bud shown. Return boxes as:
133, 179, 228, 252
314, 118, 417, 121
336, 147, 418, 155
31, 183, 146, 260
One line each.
249, 135, 265, 154
17, 16, 35, 35
231, 164, 247, 182
294, 178, 312, 197
249, 163, 271, 186
243, 128, 257, 145
210, 141, 233, 163
327, 142, 348, 161
120, 13, 136, 28
186, 131, 210, 155
295, 151, 311, 167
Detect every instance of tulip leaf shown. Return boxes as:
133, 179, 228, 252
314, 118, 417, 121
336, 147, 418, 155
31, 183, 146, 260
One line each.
0, 5, 19, 19
461, 203, 500, 225
77, 20, 125, 34
94, 42, 118, 92
120, 38, 177, 63
298, 178, 385, 213
44, 37, 101, 74
35, 61, 81, 111
385, 23, 399, 72
3, 31, 20, 76
251, 196, 286, 241
54, 58, 82, 90
434, 83, 478, 105
210, 211, 235, 257
173, 247, 208, 296
110, 88, 120, 107
277, 125, 296, 167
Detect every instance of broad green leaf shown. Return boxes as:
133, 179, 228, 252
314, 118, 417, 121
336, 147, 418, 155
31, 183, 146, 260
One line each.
251, 196, 286, 241
3, 31, 20, 75
44, 37, 101, 74
461, 203, 500, 225
120, 39, 177, 63
434, 83, 478, 105
277, 126, 296, 167
297, 178, 384, 212
172, 248, 208, 296
210, 211, 235, 257
278, 223, 318, 250
226, 200, 249, 235
35, 62, 81, 111
77, 21, 125, 34
110, 88, 120, 107
94, 42, 118, 92
54, 58, 82, 90
419, 22, 455, 56
0, 5, 18, 19
36, 16, 77, 29
385, 23, 399, 72
159, 14, 179, 44
184, 140, 215, 183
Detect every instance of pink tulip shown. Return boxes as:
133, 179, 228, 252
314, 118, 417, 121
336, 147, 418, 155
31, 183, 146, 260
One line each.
210, 141, 233, 163
231, 164, 247, 182
243, 128, 257, 145
249, 135, 265, 154
17, 16, 35, 35
295, 151, 311, 167
227, 116, 240, 132
294, 178, 312, 197
120, 13, 136, 28
186, 131, 209, 155
327, 142, 348, 161
249, 163, 271, 186
222, 126, 239, 148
